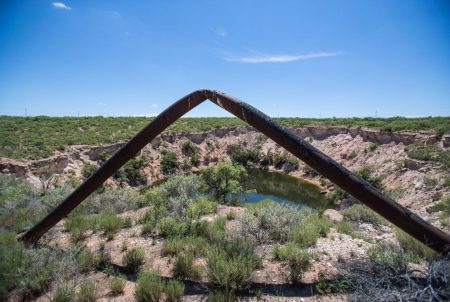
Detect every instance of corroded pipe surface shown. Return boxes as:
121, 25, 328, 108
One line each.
20, 90, 450, 255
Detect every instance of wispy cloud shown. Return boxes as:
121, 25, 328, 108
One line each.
96, 102, 107, 106
52, 2, 71, 10
225, 51, 342, 63
212, 27, 227, 38
151, 104, 158, 108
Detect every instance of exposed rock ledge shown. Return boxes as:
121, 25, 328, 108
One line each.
0, 125, 446, 179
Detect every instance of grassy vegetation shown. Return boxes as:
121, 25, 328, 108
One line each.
1, 116, 448, 159
108, 276, 126, 295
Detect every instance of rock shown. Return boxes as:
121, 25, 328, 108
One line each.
405, 158, 426, 170
324, 209, 343, 223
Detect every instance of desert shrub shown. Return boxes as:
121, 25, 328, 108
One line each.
368, 143, 379, 152
406, 143, 441, 161
206, 243, 258, 294
335, 220, 353, 235
355, 165, 383, 190
273, 152, 287, 169
342, 204, 385, 225
160, 173, 205, 219
291, 223, 320, 248
52, 283, 76, 302
135, 270, 165, 302
123, 247, 145, 272
202, 161, 247, 202
108, 276, 126, 295
160, 151, 178, 174
172, 252, 201, 280
99, 214, 123, 240
348, 150, 358, 159
0, 232, 26, 299
65, 215, 91, 241
190, 152, 201, 166
0, 175, 71, 232
272, 242, 301, 261
141, 222, 154, 236
159, 217, 188, 238
239, 201, 306, 243
181, 140, 199, 156
228, 142, 260, 167
290, 214, 331, 248
164, 279, 185, 302
395, 228, 436, 260
77, 249, 100, 272
226, 210, 236, 220
259, 149, 274, 168
428, 195, 450, 215
368, 242, 414, 271
303, 165, 319, 177
114, 156, 147, 186
77, 281, 96, 302
187, 196, 217, 219
282, 155, 299, 173
80, 186, 144, 215
305, 215, 332, 237
162, 236, 208, 257
287, 249, 311, 283
326, 186, 345, 203
82, 162, 98, 179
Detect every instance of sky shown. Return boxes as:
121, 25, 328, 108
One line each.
0, 1, 449, 118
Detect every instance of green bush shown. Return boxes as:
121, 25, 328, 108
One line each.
161, 236, 208, 257
240, 201, 306, 243
368, 143, 379, 152
161, 151, 179, 174
123, 247, 146, 272
77, 249, 100, 272
114, 156, 147, 186
0, 232, 26, 299
135, 270, 165, 302
51, 283, 76, 302
335, 220, 353, 235
290, 215, 331, 248
287, 249, 311, 283
226, 210, 236, 220
282, 155, 299, 173
395, 228, 436, 260
342, 204, 385, 225
172, 252, 201, 280
368, 243, 413, 271
207, 247, 255, 293
228, 142, 260, 167
159, 217, 188, 238
164, 279, 185, 302
109, 276, 126, 295
181, 140, 199, 156
99, 214, 123, 240
355, 165, 383, 190
82, 162, 98, 179
77, 281, 96, 302
206, 238, 260, 294
64, 215, 91, 241
187, 196, 217, 219
202, 161, 247, 201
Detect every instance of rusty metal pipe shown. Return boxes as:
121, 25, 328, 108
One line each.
20, 90, 450, 255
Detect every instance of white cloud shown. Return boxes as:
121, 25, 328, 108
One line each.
96, 102, 107, 106
225, 51, 342, 63
151, 104, 158, 108
52, 2, 71, 10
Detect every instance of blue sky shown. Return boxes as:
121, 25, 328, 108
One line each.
0, 1, 449, 117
